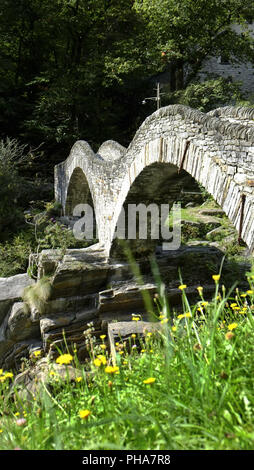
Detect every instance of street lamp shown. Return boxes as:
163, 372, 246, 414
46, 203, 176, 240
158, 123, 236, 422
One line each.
142, 82, 166, 110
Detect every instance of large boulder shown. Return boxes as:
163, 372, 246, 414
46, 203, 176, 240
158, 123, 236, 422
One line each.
0, 274, 35, 324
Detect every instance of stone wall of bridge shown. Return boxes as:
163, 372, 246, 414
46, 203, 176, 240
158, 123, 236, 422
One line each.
55, 105, 254, 255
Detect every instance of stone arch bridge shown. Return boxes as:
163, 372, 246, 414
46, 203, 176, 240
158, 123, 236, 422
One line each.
55, 105, 254, 255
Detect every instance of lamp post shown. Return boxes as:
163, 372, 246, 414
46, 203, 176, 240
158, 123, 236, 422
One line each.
142, 82, 165, 110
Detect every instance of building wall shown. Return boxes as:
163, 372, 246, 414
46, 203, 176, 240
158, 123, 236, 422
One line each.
198, 22, 254, 94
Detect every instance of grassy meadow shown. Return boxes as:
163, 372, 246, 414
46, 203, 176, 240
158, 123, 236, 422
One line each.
0, 271, 254, 451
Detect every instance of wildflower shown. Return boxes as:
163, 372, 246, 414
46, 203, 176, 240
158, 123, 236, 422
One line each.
0, 369, 3, 375
172, 326, 177, 332
197, 286, 203, 295
79, 409, 91, 420
178, 284, 187, 291
177, 312, 191, 320
230, 303, 238, 309
146, 332, 152, 337
247, 290, 254, 295
201, 302, 209, 307
240, 294, 247, 298
94, 358, 102, 367
16, 418, 27, 427
225, 331, 234, 340
160, 318, 169, 324
97, 355, 107, 365
56, 354, 73, 365
100, 335, 106, 340
76, 376, 82, 382
100, 344, 107, 350
49, 371, 56, 376
0, 430, 2, 433
32, 350, 42, 358
228, 323, 238, 331
212, 274, 220, 282
132, 316, 140, 322
105, 366, 119, 374
143, 377, 156, 385
131, 334, 136, 338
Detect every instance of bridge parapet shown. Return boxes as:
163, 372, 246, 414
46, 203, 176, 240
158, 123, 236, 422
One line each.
55, 105, 254, 254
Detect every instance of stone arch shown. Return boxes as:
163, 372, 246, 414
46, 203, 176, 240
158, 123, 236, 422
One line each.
55, 105, 254, 256
65, 167, 94, 216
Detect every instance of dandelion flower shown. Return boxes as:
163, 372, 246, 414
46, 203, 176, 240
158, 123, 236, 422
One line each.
100, 335, 106, 340
56, 354, 73, 365
228, 323, 238, 331
97, 355, 107, 365
76, 376, 82, 382
178, 284, 187, 291
93, 358, 102, 367
143, 377, 156, 385
212, 274, 220, 282
105, 366, 119, 374
79, 409, 91, 420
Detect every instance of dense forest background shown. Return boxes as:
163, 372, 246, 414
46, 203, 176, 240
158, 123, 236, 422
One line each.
0, 0, 254, 273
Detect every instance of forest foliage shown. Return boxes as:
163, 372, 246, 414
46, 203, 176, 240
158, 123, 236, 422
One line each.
0, 0, 254, 265
0, 0, 254, 155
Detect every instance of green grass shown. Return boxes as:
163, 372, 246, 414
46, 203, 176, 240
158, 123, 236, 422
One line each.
1, 273, 254, 450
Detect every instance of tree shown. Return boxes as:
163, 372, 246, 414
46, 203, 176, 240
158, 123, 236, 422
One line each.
134, 0, 254, 91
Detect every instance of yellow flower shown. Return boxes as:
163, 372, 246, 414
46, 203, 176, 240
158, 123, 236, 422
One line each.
94, 358, 102, 367
146, 332, 152, 337
76, 376, 82, 382
0, 429, 3, 433
178, 284, 187, 290
32, 350, 42, 357
143, 377, 156, 385
4, 372, 13, 379
132, 316, 140, 322
105, 366, 119, 374
240, 294, 247, 298
160, 318, 169, 324
0, 369, 3, 375
56, 354, 73, 365
79, 409, 91, 419
131, 334, 136, 338
212, 274, 220, 282
230, 303, 237, 308
100, 335, 106, 339
100, 344, 107, 350
201, 302, 209, 307
228, 323, 238, 331
247, 290, 254, 295
177, 312, 191, 320
172, 326, 177, 332
97, 355, 107, 365
197, 286, 203, 294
